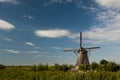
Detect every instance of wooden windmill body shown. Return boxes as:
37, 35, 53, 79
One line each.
64, 32, 100, 67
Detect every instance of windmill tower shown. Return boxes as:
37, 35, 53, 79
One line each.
63, 32, 100, 67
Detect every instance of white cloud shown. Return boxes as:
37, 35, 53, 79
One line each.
4, 49, 20, 54
44, 0, 120, 45
38, 0, 120, 44
3, 38, 12, 41
46, 55, 62, 58
47, 0, 120, 11
49, 0, 64, 3
34, 29, 81, 39
35, 29, 70, 38
26, 51, 40, 54
0, 19, 15, 30
95, 0, 120, 9
35, 54, 44, 57
0, 0, 19, 4
35, 54, 62, 58
34, 47, 40, 49
44, 0, 74, 6
77, 0, 120, 44
45, 0, 95, 11
48, 0, 72, 4
25, 42, 36, 47
84, 26, 120, 43
52, 47, 61, 50
65, 0, 73, 3
34, 29, 80, 40
24, 15, 34, 19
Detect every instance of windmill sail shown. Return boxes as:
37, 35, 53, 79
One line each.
80, 32, 82, 48
63, 48, 79, 52
85, 47, 100, 50
63, 32, 100, 67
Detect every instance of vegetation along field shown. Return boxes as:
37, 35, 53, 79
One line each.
0, 59, 120, 80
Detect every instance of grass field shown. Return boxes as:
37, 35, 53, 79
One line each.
0, 66, 120, 80
0, 60, 120, 80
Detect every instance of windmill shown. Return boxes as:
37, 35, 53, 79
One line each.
63, 32, 100, 67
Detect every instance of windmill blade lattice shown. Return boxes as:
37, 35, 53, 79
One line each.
63, 32, 100, 67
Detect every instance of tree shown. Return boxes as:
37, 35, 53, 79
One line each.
79, 64, 86, 71
105, 62, 119, 72
55, 63, 61, 70
90, 62, 99, 70
30, 65, 37, 71
54, 63, 69, 72
68, 64, 74, 69
100, 59, 108, 65
0, 64, 5, 70
61, 64, 69, 72
30, 64, 49, 71
37, 64, 49, 71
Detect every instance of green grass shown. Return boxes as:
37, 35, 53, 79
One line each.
0, 68, 120, 80
0, 59, 120, 80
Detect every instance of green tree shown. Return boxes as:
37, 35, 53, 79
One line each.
0, 64, 5, 70
54, 64, 69, 72
55, 63, 61, 70
100, 59, 108, 65
68, 64, 74, 69
90, 62, 99, 70
37, 64, 49, 71
105, 62, 119, 72
30, 65, 37, 71
79, 64, 86, 71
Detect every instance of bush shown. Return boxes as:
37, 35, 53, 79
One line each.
54, 63, 69, 72
0, 64, 5, 70
37, 64, 48, 71
30, 65, 37, 71
55, 63, 61, 71
100, 59, 108, 65
79, 64, 86, 71
105, 62, 119, 72
68, 65, 74, 69
49, 66, 56, 71
30, 64, 49, 71
61, 64, 69, 72
90, 62, 99, 70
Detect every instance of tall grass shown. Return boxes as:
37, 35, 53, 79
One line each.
0, 59, 120, 80
0, 69, 120, 80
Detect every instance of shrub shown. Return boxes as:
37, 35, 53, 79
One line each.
0, 64, 5, 70
100, 59, 108, 65
105, 62, 119, 72
37, 64, 48, 71
61, 64, 69, 72
54, 63, 69, 72
30, 64, 49, 71
68, 65, 74, 69
79, 64, 86, 71
90, 62, 99, 70
55, 63, 61, 71
30, 65, 37, 71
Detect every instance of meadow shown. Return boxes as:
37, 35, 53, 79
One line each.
0, 68, 120, 80
0, 59, 120, 80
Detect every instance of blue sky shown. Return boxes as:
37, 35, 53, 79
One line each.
0, 0, 120, 65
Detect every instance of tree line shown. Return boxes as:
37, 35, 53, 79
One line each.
0, 59, 120, 72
